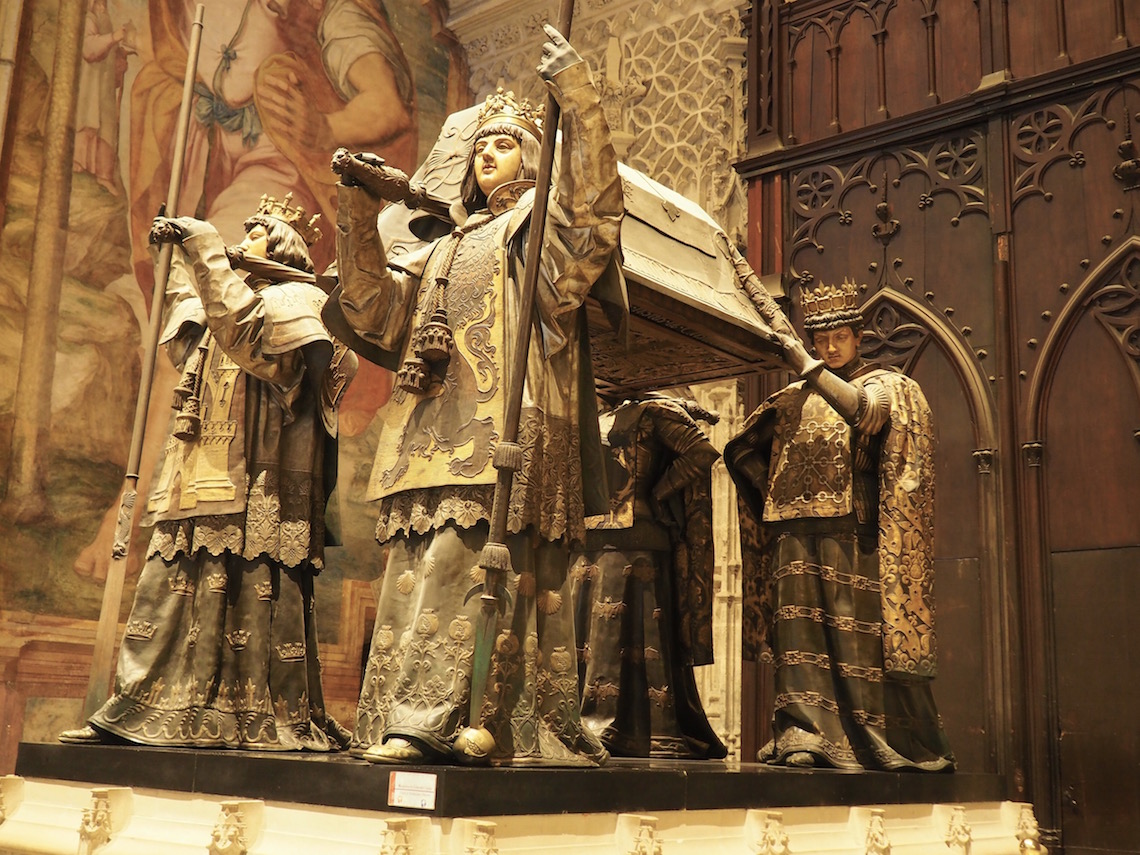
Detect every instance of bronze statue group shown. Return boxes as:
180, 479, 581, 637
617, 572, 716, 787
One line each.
61, 27, 954, 774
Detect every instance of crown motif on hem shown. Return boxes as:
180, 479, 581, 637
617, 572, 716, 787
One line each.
254, 192, 322, 246
476, 87, 544, 142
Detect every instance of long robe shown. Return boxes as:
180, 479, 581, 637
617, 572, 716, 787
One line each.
74, 5, 126, 191
337, 60, 622, 766
89, 225, 356, 749
574, 398, 727, 759
724, 361, 954, 771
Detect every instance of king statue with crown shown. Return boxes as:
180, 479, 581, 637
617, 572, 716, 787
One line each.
60, 193, 359, 750
332, 25, 623, 767
723, 278, 956, 772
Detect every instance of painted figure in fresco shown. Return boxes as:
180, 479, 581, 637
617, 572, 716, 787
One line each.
60, 195, 357, 749
335, 25, 623, 766
573, 393, 728, 759
130, 0, 416, 288
724, 279, 954, 771
74, 0, 135, 194
75, 0, 418, 580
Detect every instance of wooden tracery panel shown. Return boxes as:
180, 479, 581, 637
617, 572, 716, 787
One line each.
783, 0, 987, 146
1030, 242, 1140, 544
1012, 81, 1140, 549
744, 2, 1140, 845
1007, 0, 1135, 80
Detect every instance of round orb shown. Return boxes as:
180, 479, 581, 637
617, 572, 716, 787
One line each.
453, 726, 495, 765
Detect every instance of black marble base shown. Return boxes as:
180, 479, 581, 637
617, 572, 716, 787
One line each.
15, 742, 1005, 818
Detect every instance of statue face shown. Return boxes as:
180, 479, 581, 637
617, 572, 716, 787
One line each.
812, 325, 862, 370
239, 223, 270, 260
473, 133, 522, 197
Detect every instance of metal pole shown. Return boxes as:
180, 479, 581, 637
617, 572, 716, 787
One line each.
82, 4, 206, 718
465, 0, 577, 738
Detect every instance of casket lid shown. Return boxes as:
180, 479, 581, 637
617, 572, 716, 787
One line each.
590, 164, 784, 397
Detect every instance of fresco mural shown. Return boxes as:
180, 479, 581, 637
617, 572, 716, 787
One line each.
0, 0, 462, 756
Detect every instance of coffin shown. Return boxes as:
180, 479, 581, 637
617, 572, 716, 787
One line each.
323, 105, 785, 394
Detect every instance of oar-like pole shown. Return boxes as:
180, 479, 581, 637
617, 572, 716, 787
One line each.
462, 0, 577, 754
83, 5, 206, 718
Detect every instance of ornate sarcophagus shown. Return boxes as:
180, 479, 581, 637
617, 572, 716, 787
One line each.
323, 104, 784, 393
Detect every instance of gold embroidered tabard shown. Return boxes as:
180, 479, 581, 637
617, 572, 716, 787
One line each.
368, 212, 507, 500
764, 389, 853, 522
147, 335, 247, 521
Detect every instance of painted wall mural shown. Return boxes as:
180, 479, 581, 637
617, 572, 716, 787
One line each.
0, 0, 462, 758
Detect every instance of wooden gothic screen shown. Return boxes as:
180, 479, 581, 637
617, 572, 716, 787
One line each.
739, 1, 1140, 852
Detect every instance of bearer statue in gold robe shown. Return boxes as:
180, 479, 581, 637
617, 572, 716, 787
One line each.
334, 25, 623, 766
725, 279, 955, 771
62, 195, 356, 749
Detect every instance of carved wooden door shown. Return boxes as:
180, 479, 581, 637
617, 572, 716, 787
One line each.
740, 2, 1140, 850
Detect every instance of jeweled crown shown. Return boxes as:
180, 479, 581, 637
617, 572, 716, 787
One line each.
801, 277, 864, 333
255, 192, 322, 246
476, 87, 544, 141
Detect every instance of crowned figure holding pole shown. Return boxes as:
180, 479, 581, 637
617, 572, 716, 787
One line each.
724, 278, 955, 771
61, 194, 357, 750
333, 21, 623, 767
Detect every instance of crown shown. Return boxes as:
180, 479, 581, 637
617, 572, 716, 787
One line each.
801, 277, 864, 332
254, 192, 322, 246
476, 87, 544, 141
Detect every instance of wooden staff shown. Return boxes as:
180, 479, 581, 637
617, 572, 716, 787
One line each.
462, 0, 578, 751
83, 5, 206, 718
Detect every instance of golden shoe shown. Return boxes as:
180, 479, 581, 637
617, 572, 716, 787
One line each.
363, 737, 429, 765
58, 725, 104, 744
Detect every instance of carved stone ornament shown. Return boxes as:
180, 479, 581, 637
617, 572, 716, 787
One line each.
0, 776, 25, 825
380, 818, 412, 855
945, 805, 973, 855
752, 810, 790, 855
864, 808, 891, 855
380, 816, 430, 855
209, 800, 264, 855
626, 815, 664, 855
463, 820, 500, 855
77, 797, 111, 855
77, 787, 131, 855
1015, 804, 1049, 853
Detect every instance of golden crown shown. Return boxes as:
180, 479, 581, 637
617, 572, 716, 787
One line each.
801, 277, 861, 316
476, 87, 544, 141
801, 277, 864, 332
254, 192, 322, 246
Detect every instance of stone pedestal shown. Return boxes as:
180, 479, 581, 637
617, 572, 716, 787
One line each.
1, 743, 1046, 854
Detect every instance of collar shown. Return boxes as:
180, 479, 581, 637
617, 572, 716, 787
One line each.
836, 356, 871, 380
486, 179, 535, 216
227, 250, 320, 290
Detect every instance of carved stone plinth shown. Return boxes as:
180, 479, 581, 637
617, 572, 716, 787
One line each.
0, 771, 1044, 855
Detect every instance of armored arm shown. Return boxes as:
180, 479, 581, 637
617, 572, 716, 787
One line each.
333, 181, 419, 353
650, 404, 720, 503
779, 332, 890, 433
530, 27, 623, 353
